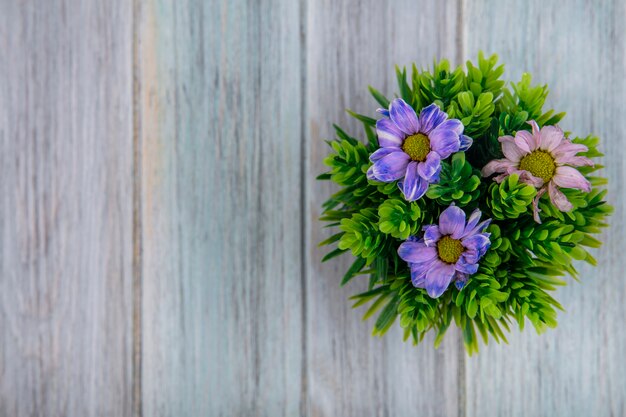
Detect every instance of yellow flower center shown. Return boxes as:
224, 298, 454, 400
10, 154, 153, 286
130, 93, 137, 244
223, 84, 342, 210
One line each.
437, 236, 464, 264
519, 150, 556, 183
402, 133, 431, 162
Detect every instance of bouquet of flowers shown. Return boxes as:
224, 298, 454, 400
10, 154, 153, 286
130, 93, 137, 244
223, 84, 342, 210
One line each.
319, 53, 612, 353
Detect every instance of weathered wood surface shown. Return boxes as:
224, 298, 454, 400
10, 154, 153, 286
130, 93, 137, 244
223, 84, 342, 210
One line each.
305, 1, 464, 416
0, 1, 134, 416
2, 0, 626, 416
462, 1, 626, 416
137, 0, 304, 416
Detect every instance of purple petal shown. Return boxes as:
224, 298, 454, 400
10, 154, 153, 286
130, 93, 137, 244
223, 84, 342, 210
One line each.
438, 205, 466, 238
454, 273, 469, 290
366, 165, 376, 180
455, 256, 479, 274
398, 241, 438, 264
461, 234, 491, 263
417, 151, 441, 180
371, 152, 410, 182
462, 209, 481, 237
411, 261, 436, 288
429, 119, 463, 159
389, 98, 420, 135
459, 134, 473, 151
425, 261, 456, 298
423, 225, 441, 247
400, 165, 429, 201
553, 166, 591, 192
418, 104, 448, 134
369, 146, 399, 162
376, 117, 405, 148
376, 108, 390, 118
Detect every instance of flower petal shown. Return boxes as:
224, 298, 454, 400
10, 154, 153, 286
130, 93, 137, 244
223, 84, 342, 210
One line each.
376, 108, 390, 118
372, 152, 410, 182
400, 162, 429, 201
529, 120, 541, 139
462, 233, 491, 253
410, 262, 430, 288
455, 256, 479, 275
376, 117, 405, 147
538, 125, 565, 152
548, 181, 573, 212
499, 136, 526, 162
429, 119, 463, 159
481, 159, 517, 177
518, 170, 545, 188
439, 205, 466, 238
417, 151, 441, 180
459, 134, 473, 151
516, 129, 537, 152
398, 240, 438, 264
423, 225, 441, 246
557, 155, 594, 167
454, 273, 469, 290
418, 103, 448, 134
552, 141, 588, 159
532, 187, 547, 223
369, 146, 399, 162
389, 98, 420, 135
553, 166, 591, 192
424, 261, 456, 298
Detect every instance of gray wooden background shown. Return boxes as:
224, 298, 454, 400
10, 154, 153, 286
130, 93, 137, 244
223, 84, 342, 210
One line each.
1, 0, 624, 416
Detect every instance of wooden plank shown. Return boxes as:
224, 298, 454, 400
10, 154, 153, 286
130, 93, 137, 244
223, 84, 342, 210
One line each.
0, 1, 134, 416
305, 1, 465, 415
137, 0, 304, 415
462, 1, 626, 416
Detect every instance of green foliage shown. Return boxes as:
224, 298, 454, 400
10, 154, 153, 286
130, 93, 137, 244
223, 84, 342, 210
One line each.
378, 199, 422, 240
487, 174, 537, 220
426, 152, 481, 206
318, 51, 612, 354
338, 208, 388, 265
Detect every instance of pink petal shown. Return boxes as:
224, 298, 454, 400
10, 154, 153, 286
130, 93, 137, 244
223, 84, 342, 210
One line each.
553, 166, 591, 192
499, 136, 527, 162
557, 155, 594, 167
481, 159, 516, 177
518, 170, 545, 188
529, 120, 541, 139
552, 141, 588, 159
548, 181, 573, 212
516, 129, 537, 152
532, 187, 547, 223
538, 125, 565, 152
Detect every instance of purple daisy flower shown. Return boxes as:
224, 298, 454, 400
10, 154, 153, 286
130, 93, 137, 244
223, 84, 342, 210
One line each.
367, 99, 473, 201
397, 206, 491, 298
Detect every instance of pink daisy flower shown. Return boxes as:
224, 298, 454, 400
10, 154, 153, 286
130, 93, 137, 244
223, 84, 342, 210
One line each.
481, 120, 593, 222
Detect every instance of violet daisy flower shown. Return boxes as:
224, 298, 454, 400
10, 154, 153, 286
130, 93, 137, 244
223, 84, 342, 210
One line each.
397, 206, 491, 298
367, 99, 473, 201
481, 120, 593, 222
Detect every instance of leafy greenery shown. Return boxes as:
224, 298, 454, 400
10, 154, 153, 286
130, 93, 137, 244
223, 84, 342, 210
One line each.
486, 173, 537, 220
426, 152, 482, 207
319, 52, 612, 354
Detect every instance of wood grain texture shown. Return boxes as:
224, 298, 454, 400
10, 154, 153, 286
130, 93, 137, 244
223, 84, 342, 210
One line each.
0, 1, 134, 416
462, 1, 626, 416
305, 1, 465, 416
137, 0, 304, 415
